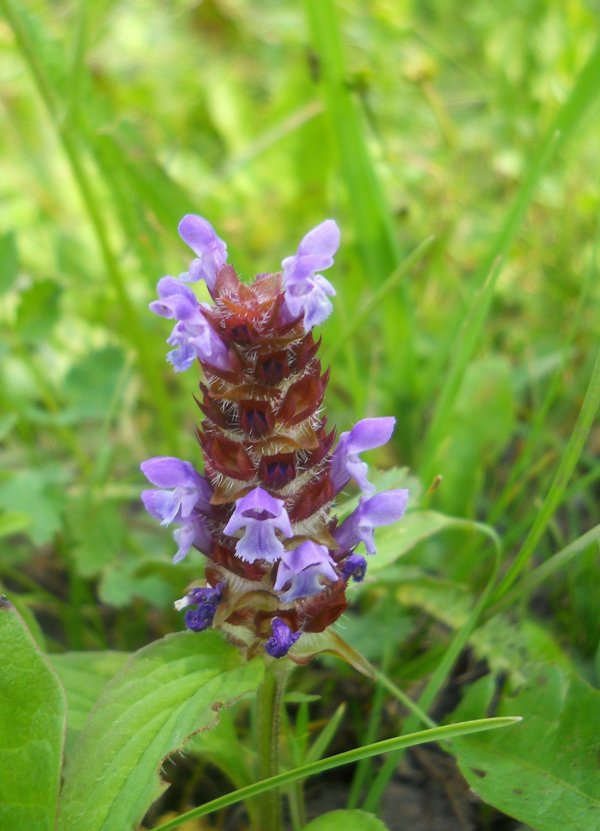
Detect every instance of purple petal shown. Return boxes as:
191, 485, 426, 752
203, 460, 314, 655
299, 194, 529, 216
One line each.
175, 583, 223, 611
330, 417, 396, 494
140, 457, 213, 527
141, 489, 183, 526
224, 487, 293, 564
149, 277, 199, 320
224, 487, 292, 534
282, 220, 340, 284
178, 215, 228, 290
334, 489, 409, 555
141, 457, 203, 490
281, 220, 340, 331
283, 273, 336, 330
173, 515, 212, 563
265, 617, 301, 658
346, 417, 396, 454
165, 311, 231, 373
274, 540, 338, 601
233, 520, 286, 564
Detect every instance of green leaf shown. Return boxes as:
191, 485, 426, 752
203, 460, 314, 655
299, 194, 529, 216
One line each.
0, 470, 65, 546
395, 575, 570, 682
56, 631, 264, 831
453, 666, 600, 831
69, 498, 125, 577
368, 511, 497, 573
48, 651, 130, 754
303, 809, 390, 831
15, 279, 62, 343
0, 598, 66, 831
64, 347, 126, 421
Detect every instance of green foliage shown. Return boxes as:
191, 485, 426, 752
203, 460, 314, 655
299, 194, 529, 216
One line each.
49, 650, 130, 753
1, 0, 599, 828
56, 631, 264, 831
0, 601, 66, 831
302, 809, 390, 831
453, 667, 600, 831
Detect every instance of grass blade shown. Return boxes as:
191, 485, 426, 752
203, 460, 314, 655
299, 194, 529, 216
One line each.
151, 717, 521, 831
420, 38, 600, 480
494, 346, 600, 599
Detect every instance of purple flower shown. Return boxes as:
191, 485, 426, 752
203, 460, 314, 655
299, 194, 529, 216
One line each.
141, 457, 214, 562
334, 489, 409, 555
178, 214, 228, 290
166, 315, 231, 373
281, 219, 340, 329
150, 277, 232, 372
330, 417, 396, 495
223, 487, 293, 564
141, 456, 212, 525
265, 617, 301, 658
175, 584, 224, 632
149, 277, 199, 321
274, 540, 339, 602
283, 274, 336, 331
341, 554, 367, 582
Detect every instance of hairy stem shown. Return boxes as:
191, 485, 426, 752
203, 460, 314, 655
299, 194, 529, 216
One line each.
255, 662, 287, 831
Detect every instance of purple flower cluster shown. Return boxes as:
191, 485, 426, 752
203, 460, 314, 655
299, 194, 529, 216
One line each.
141, 214, 409, 658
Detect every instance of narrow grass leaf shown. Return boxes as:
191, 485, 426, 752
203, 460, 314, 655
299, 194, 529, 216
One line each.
151, 717, 520, 831
495, 345, 600, 599
421, 38, 600, 478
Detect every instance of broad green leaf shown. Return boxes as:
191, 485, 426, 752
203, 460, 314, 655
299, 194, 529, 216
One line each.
303, 809, 390, 831
49, 651, 130, 753
453, 666, 600, 831
0, 598, 66, 831
56, 631, 264, 831
0, 470, 65, 546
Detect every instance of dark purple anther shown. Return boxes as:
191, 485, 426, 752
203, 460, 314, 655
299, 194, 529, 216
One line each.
264, 617, 301, 658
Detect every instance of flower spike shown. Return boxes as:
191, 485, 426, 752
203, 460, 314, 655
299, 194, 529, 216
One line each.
142, 216, 409, 656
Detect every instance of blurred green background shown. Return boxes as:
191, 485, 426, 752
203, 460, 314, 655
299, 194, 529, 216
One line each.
1, 0, 599, 665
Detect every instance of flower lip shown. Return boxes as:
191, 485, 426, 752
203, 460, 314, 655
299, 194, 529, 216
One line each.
334, 488, 409, 556
274, 540, 338, 602
223, 486, 293, 564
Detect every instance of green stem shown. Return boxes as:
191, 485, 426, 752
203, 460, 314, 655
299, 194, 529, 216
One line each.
255, 663, 286, 831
